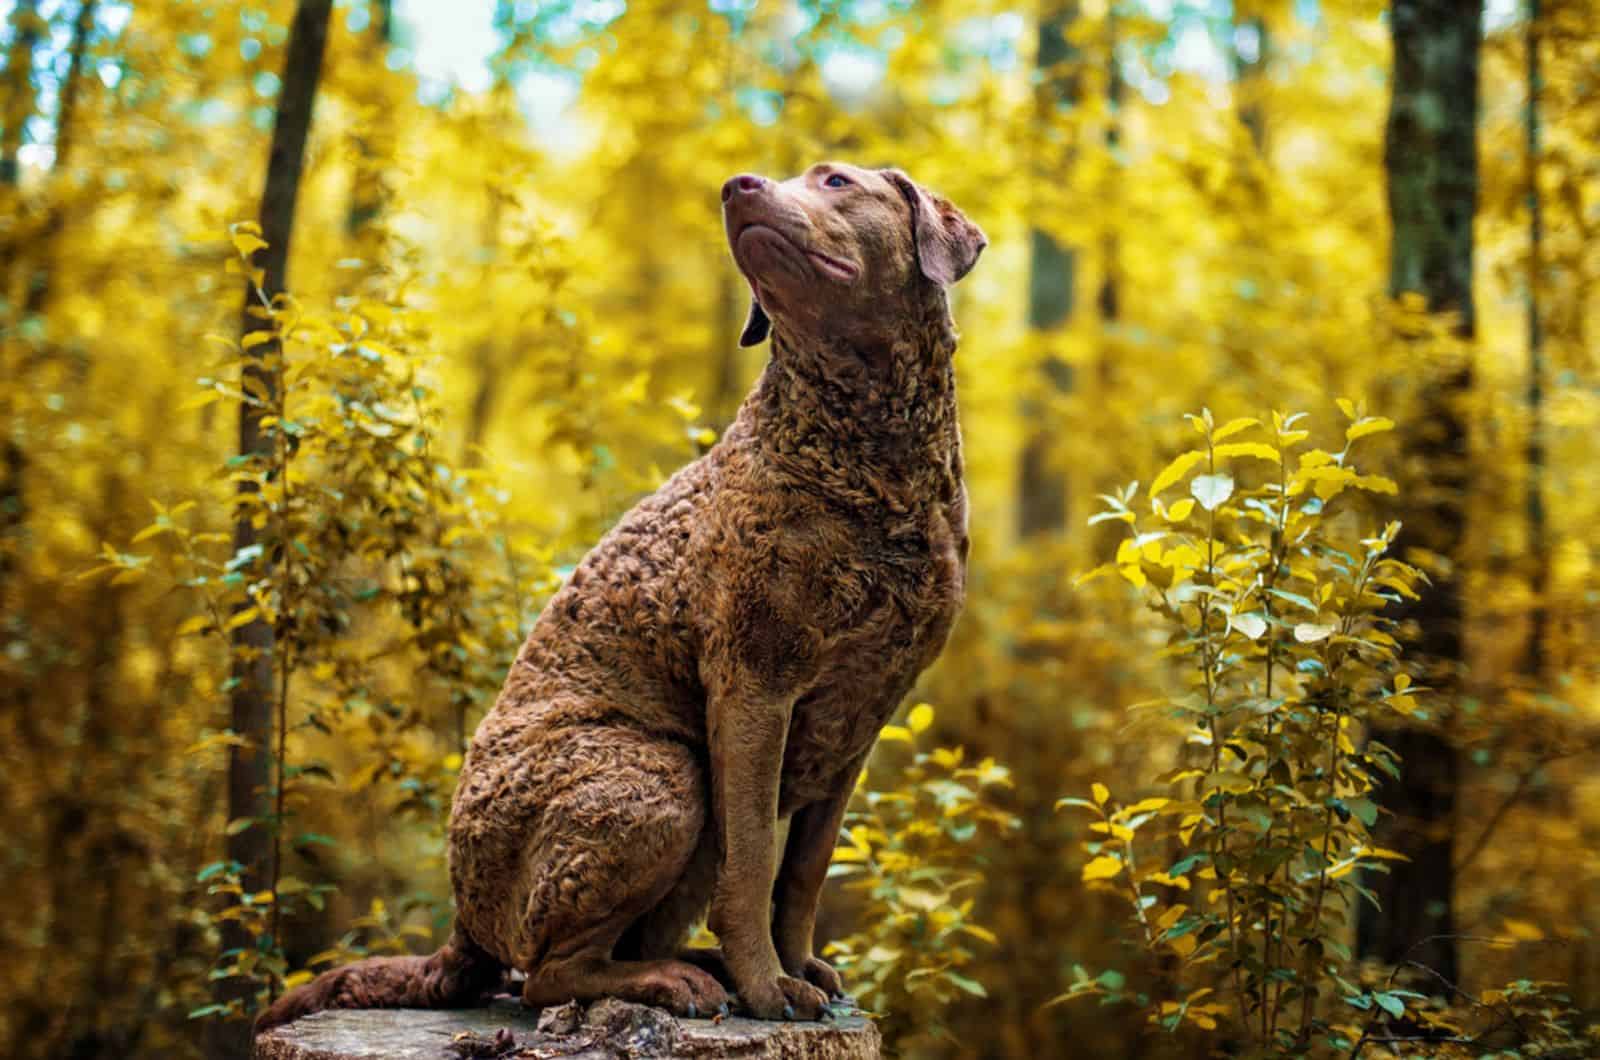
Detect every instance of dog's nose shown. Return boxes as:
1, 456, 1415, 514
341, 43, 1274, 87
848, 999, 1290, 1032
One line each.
722, 174, 768, 203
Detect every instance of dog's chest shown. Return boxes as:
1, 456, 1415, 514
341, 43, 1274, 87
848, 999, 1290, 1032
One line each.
777, 499, 965, 809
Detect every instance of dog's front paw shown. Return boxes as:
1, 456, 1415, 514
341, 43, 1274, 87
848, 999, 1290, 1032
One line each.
738, 974, 829, 1021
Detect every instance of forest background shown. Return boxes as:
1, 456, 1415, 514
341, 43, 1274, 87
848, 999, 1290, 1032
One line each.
1, 0, 1596, 1057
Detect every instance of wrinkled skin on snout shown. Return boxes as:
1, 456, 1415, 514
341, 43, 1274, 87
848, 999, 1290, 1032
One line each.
721, 162, 987, 348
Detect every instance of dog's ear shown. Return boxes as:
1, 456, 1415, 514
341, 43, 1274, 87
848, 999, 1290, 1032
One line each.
882, 169, 987, 286
739, 295, 771, 347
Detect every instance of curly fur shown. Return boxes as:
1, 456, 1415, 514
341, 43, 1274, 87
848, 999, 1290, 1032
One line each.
257, 162, 985, 1033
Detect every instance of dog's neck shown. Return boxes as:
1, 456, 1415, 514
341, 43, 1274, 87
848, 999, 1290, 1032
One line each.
736, 291, 962, 513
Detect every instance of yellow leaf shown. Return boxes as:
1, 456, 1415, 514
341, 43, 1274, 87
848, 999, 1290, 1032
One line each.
1164, 498, 1195, 522
1500, 918, 1544, 941
232, 231, 269, 258
179, 389, 224, 411
1081, 855, 1123, 882
1346, 417, 1395, 442
1353, 474, 1398, 494
1362, 847, 1411, 861
348, 760, 384, 791
283, 970, 314, 989
1211, 442, 1280, 463
176, 615, 212, 637
225, 607, 261, 631
1149, 450, 1205, 497
959, 923, 998, 945
1092, 782, 1109, 806
1211, 417, 1259, 442
241, 330, 275, 350
1126, 797, 1170, 815
907, 703, 934, 733
1203, 771, 1253, 794
1155, 904, 1188, 932
878, 725, 913, 744
1169, 934, 1198, 958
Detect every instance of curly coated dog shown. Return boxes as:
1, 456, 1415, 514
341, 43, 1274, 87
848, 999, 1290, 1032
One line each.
259, 162, 986, 1029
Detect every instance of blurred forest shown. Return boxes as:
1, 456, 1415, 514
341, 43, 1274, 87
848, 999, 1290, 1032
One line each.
1, 0, 1597, 1057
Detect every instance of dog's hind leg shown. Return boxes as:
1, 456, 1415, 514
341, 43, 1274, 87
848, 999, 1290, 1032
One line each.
616, 834, 733, 993
510, 726, 729, 1017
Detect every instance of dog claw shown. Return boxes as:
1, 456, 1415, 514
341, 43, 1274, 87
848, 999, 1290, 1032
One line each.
718, 1003, 730, 1018
783, 1004, 795, 1021
686, 1003, 698, 1019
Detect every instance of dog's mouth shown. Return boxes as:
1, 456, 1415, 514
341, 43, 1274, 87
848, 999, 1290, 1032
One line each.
733, 223, 859, 284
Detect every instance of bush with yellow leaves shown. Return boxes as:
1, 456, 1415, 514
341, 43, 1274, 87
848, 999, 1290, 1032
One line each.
825, 703, 1019, 1052
1056, 407, 1428, 1053
1054, 407, 1596, 1058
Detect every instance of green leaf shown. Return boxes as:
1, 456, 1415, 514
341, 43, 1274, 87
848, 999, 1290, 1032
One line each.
1266, 588, 1318, 612
1375, 992, 1406, 1018
944, 971, 988, 997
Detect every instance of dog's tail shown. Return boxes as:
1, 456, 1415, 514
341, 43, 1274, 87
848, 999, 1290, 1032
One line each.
255, 926, 503, 1032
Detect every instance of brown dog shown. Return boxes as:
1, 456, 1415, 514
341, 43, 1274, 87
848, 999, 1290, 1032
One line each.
258, 162, 985, 1030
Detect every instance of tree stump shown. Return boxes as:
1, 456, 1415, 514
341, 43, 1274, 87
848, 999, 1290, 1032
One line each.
254, 997, 880, 1060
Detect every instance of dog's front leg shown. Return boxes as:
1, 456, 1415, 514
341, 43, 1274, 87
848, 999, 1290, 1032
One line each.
705, 688, 830, 1020
771, 763, 862, 1000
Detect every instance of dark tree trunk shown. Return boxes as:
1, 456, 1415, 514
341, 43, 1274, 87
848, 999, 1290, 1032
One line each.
345, 0, 394, 241
1357, 0, 1483, 987
0, 0, 41, 186
52, 0, 98, 176
212, 3, 332, 1057
1017, 5, 1078, 539
19, 0, 97, 322
1523, 0, 1546, 678
1233, 15, 1269, 154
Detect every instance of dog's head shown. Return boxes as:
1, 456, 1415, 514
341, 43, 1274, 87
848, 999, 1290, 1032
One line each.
721, 162, 986, 348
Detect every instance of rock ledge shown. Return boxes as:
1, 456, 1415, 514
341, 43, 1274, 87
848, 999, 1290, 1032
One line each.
254, 997, 880, 1060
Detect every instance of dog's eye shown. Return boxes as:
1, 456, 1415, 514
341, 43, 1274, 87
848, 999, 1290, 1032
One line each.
823, 174, 851, 189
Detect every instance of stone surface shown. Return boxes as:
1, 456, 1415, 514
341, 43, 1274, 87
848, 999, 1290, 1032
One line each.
254, 996, 880, 1060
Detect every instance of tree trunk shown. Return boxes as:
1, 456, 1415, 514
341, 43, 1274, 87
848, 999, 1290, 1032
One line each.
1233, 14, 1269, 154
52, 0, 98, 176
257, 998, 881, 1060
1357, 0, 1482, 987
19, 0, 97, 322
1523, 0, 1546, 678
0, 0, 41, 186
212, 3, 332, 1057
345, 0, 393, 243
1017, 4, 1078, 539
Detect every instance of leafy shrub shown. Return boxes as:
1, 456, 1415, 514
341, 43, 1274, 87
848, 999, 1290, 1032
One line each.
1058, 407, 1423, 1051
1056, 406, 1593, 1057
93, 228, 560, 1020
825, 703, 1018, 1052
